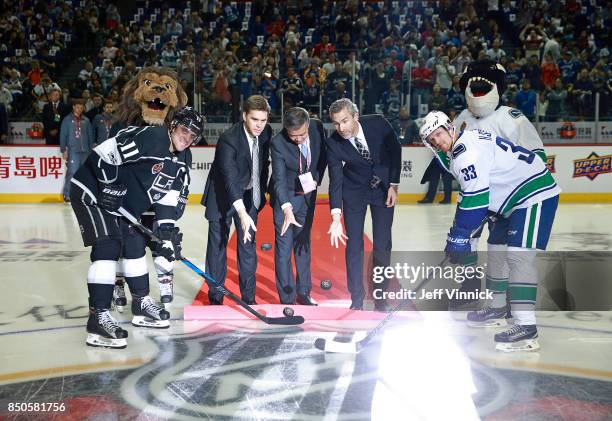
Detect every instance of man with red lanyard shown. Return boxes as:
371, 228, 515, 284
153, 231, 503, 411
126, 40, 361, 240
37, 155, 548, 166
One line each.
268, 107, 327, 305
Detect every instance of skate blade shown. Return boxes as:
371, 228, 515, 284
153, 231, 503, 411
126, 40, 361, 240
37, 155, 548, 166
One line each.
163, 302, 171, 310
114, 305, 125, 313
86, 333, 127, 349
132, 316, 170, 329
468, 319, 510, 328
495, 338, 540, 353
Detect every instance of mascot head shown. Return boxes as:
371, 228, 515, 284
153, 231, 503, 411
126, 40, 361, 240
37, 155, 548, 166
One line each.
115, 66, 188, 126
459, 59, 507, 118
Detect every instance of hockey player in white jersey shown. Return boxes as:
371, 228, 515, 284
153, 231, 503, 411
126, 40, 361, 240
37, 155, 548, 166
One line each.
445, 60, 549, 321
420, 111, 560, 352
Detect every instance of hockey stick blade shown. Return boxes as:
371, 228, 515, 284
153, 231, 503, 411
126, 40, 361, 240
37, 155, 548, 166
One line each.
180, 258, 305, 326
117, 208, 304, 326
313, 214, 496, 354
266, 315, 305, 325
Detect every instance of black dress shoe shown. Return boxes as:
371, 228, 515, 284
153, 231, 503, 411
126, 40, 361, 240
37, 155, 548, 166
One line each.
417, 198, 433, 204
349, 302, 363, 310
243, 299, 258, 305
296, 295, 318, 306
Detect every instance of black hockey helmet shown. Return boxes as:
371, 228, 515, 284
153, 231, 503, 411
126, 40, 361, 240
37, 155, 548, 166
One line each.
171, 107, 206, 144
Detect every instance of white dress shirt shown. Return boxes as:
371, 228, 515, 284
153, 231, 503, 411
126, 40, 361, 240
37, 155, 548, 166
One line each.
233, 125, 259, 212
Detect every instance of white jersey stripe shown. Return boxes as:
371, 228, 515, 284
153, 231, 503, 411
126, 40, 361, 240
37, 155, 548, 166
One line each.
521, 204, 531, 248
119, 141, 137, 152
122, 148, 139, 159
532, 202, 542, 249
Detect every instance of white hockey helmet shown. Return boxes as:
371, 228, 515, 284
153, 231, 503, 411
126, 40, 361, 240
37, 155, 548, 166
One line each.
419, 110, 453, 145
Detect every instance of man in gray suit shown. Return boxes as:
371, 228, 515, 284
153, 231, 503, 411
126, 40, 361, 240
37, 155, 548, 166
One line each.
269, 107, 327, 304
60, 100, 93, 203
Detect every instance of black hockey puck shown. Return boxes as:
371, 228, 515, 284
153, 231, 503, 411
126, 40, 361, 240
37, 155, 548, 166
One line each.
314, 338, 326, 351
320, 279, 332, 290
261, 243, 272, 251
283, 307, 294, 317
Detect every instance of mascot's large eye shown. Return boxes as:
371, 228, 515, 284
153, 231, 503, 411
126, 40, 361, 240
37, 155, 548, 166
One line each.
165, 83, 172, 90
144, 79, 152, 86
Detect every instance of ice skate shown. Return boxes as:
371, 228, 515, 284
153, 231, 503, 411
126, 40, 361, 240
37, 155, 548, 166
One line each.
467, 305, 511, 327
86, 308, 128, 349
495, 324, 540, 352
132, 295, 170, 328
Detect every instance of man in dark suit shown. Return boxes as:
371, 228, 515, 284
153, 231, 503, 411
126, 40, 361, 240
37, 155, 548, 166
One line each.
269, 107, 327, 305
202, 95, 272, 305
42, 86, 69, 145
326, 98, 401, 310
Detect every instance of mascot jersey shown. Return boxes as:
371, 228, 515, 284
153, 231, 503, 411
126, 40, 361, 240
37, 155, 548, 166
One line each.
453, 106, 546, 162
434, 59, 547, 172
435, 106, 547, 172
450, 128, 560, 231
71, 125, 191, 219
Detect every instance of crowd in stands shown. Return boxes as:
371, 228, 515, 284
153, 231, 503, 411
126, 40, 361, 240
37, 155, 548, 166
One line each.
0, 0, 610, 144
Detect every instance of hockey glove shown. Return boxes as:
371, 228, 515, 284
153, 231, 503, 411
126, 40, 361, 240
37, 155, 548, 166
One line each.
152, 224, 183, 261
98, 183, 127, 212
444, 226, 472, 264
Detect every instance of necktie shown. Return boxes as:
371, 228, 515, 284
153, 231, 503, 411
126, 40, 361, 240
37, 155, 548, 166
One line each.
251, 136, 261, 208
353, 137, 372, 163
299, 143, 309, 171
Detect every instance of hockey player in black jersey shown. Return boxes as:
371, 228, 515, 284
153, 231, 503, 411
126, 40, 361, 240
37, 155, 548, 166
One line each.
113, 142, 192, 314
70, 107, 205, 349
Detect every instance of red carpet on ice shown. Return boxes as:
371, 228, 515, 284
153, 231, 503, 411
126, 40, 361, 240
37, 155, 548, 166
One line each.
185, 203, 403, 321
190, 202, 366, 306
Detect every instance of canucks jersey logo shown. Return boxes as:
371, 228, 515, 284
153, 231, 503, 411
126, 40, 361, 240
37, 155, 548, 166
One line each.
152, 162, 164, 174
509, 109, 523, 119
573, 152, 611, 180
546, 155, 556, 173
451, 144, 467, 158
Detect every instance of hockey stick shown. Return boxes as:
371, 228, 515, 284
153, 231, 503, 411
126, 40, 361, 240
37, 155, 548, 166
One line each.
117, 207, 305, 326
314, 214, 496, 354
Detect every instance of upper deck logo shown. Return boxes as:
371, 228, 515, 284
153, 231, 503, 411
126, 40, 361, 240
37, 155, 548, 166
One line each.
573, 152, 612, 180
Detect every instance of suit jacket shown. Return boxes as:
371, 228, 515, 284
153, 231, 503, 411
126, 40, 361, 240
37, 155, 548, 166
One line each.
42, 101, 70, 145
202, 121, 272, 220
326, 114, 401, 209
269, 119, 327, 210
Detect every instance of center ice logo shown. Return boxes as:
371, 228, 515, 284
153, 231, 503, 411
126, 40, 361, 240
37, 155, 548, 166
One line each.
573, 152, 612, 181
120, 327, 378, 419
